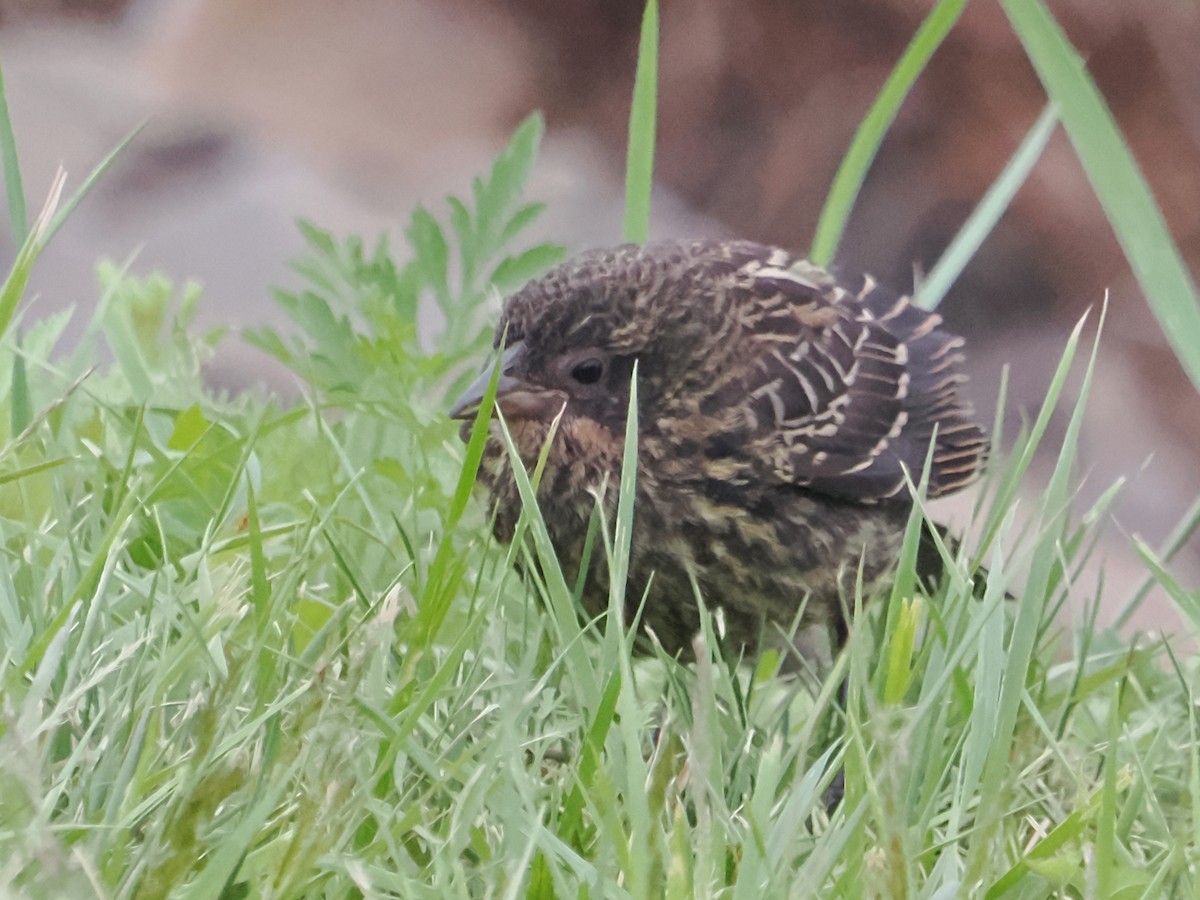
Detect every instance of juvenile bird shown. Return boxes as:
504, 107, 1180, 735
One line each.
451, 240, 986, 663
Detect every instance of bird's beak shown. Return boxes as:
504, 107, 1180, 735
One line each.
449, 341, 568, 422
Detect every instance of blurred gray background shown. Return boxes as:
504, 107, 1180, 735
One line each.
1, 0, 1196, 634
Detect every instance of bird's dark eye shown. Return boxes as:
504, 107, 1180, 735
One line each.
570, 358, 605, 385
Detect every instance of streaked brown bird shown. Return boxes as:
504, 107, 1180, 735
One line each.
451, 240, 986, 664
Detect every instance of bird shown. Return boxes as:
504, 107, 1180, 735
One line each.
450, 239, 987, 665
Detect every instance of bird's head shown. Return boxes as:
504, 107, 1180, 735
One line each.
449, 242, 751, 444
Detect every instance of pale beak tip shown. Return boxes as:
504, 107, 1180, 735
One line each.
449, 398, 479, 421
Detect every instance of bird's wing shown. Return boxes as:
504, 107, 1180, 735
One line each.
708, 254, 986, 502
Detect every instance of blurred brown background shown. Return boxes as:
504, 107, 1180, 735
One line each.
1, 0, 1197, 632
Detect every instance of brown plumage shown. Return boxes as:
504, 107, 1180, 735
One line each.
451, 240, 987, 663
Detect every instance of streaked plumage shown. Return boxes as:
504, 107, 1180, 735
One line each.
452, 240, 986, 662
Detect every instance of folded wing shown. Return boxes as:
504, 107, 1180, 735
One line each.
706, 247, 987, 502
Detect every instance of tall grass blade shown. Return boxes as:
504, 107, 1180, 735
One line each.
623, 0, 659, 243
496, 409, 601, 712
0, 59, 27, 241
1116, 494, 1200, 629
917, 102, 1059, 310
971, 306, 1106, 886
0, 168, 64, 341
810, 0, 967, 266
1001, 0, 1200, 390
43, 124, 145, 248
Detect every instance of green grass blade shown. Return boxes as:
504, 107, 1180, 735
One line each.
1116, 494, 1200, 629
244, 479, 271, 631
607, 361, 639, 635
970, 307, 1106, 885
43, 122, 145, 246
606, 365, 659, 895
0, 455, 74, 486
412, 351, 503, 644
809, 0, 967, 266
916, 102, 1059, 310
1132, 539, 1200, 629
976, 311, 1087, 558
0, 169, 64, 340
623, 0, 659, 244
496, 410, 600, 713
0, 58, 27, 241
1000, 0, 1200, 390
0, 125, 140, 343
10, 333, 30, 433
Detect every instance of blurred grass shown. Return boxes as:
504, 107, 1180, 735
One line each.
0, 0, 1197, 896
